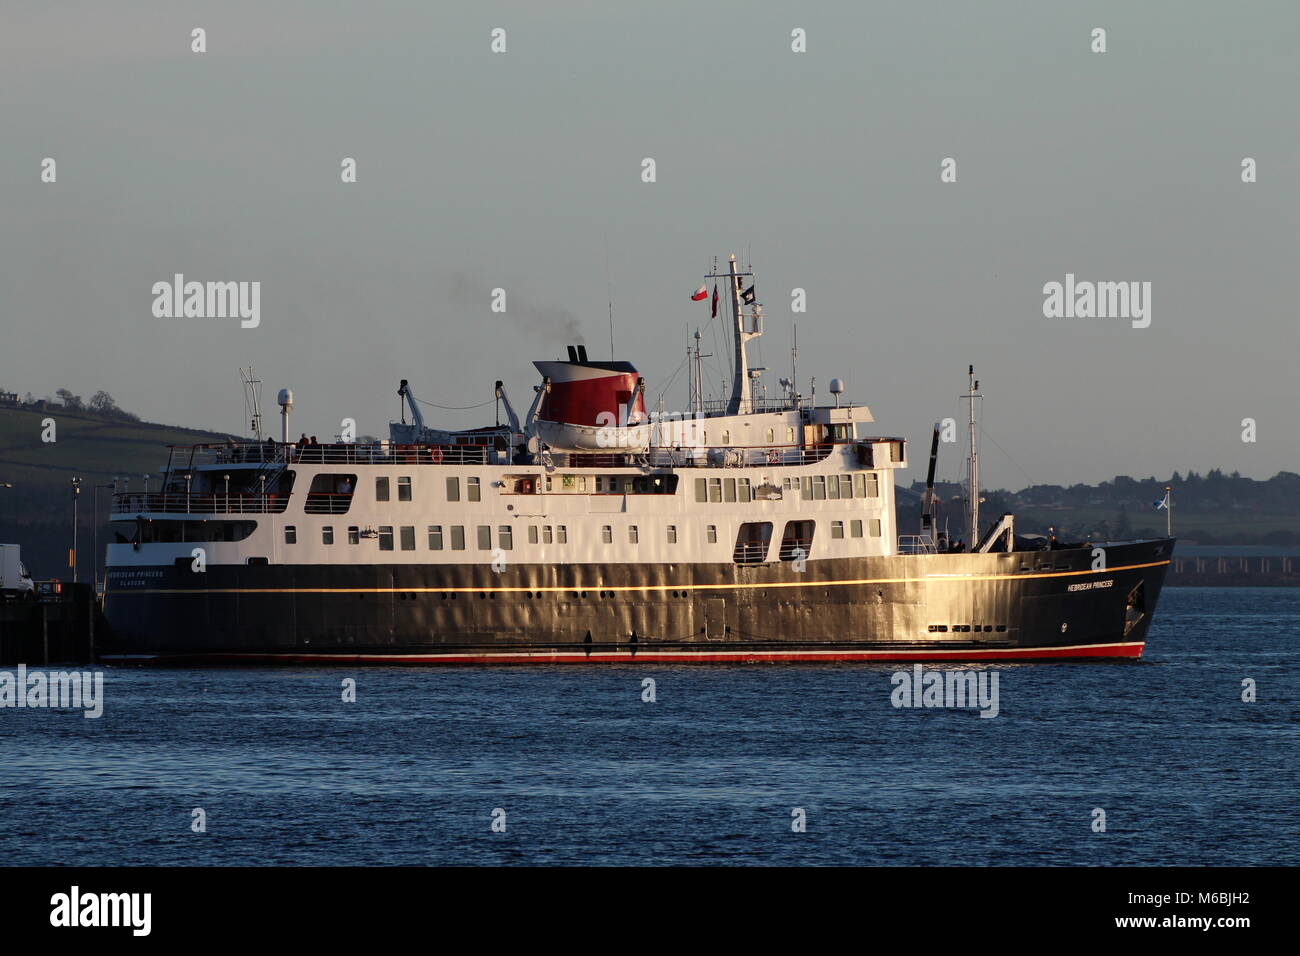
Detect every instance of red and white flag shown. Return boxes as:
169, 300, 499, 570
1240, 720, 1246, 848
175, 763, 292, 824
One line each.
690, 285, 708, 301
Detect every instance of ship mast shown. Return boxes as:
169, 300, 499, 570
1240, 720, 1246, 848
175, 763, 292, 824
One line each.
241, 367, 263, 441
689, 329, 709, 414
706, 254, 761, 415
964, 365, 982, 548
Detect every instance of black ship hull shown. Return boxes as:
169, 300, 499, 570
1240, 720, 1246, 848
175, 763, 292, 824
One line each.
99, 539, 1173, 664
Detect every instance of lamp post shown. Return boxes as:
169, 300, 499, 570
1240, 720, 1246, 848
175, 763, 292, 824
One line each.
224, 474, 230, 513
70, 477, 82, 583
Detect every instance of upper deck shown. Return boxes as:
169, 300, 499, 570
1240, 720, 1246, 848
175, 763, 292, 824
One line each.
108, 432, 907, 518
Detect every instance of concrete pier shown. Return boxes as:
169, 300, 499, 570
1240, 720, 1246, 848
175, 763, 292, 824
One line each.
0, 584, 100, 665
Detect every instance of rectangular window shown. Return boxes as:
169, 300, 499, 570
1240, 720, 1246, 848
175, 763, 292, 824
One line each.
707, 525, 717, 544
667, 525, 678, 544
467, 477, 481, 502
446, 477, 460, 501
708, 477, 722, 503
545, 475, 553, 492
851, 519, 863, 538
738, 477, 752, 502
498, 526, 513, 550
602, 525, 613, 544
827, 474, 840, 499
801, 476, 812, 500
429, 525, 443, 550
400, 526, 415, 551
375, 477, 390, 502
724, 477, 737, 502
378, 526, 393, 551
628, 525, 639, 544
348, 526, 360, 545
528, 526, 539, 545
813, 475, 827, 500
866, 473, 880, 498
839, 475, 853, 499
869, 518, 882, 538
853, 473, 865, 498
450, 526, 466, 550
477, 525, 491, 550
831, 520, 844, 539
695, 477, 707, 502
284, 526, 297, 544
556, 525, 568, 544
397, 476, 412, 502
542, 525, 553, 544
322, 526, 334, 545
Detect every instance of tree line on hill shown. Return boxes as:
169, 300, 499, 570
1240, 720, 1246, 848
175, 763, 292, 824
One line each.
904, 470, 1300, 545
0, 387, 142, 422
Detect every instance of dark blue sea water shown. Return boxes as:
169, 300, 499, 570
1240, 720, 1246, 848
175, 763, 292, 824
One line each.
2, 588, 1296, 866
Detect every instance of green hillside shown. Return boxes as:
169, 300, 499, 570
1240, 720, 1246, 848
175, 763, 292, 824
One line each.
0, 404, 239, 577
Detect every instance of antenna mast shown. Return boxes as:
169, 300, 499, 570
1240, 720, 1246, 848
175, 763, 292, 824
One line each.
241, 367, 263, 440
964, 365, 982, 548
791, 325, 799, 408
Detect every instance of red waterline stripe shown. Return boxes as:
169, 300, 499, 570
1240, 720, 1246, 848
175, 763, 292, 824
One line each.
103, 641, 1144, 665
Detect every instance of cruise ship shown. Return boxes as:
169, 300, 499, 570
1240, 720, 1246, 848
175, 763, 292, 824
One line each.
100, 255, 1173, 663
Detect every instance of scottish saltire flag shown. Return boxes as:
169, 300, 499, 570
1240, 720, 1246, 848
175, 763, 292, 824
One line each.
1153, 489, 1170, 510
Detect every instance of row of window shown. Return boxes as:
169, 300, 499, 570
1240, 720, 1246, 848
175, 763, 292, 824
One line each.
374, 476, 483, 503
714, 426, 799, 445
283, 518, 880, 549
831, 519, 883, 539
789, 472, 879, 501
370, 472, 878, 506
691, 473, 880, 504
284, 523, 570, 550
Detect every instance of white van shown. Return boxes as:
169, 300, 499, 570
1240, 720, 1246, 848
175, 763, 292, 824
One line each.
0, 543, 35, 599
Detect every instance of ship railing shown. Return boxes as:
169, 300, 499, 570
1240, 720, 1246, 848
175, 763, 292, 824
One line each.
897, 534, 938, 555
694, 398, 801, 415
303, 492, 354, 515
639, 444, 834, 469
181, 441, 495, 467
538, 445, 833, 469
777, 537, 814, 561
732, 542, 771, 565
111, 492, 290, 515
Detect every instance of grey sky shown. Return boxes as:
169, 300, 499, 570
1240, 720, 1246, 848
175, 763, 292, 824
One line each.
3, 1, 1297, 489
